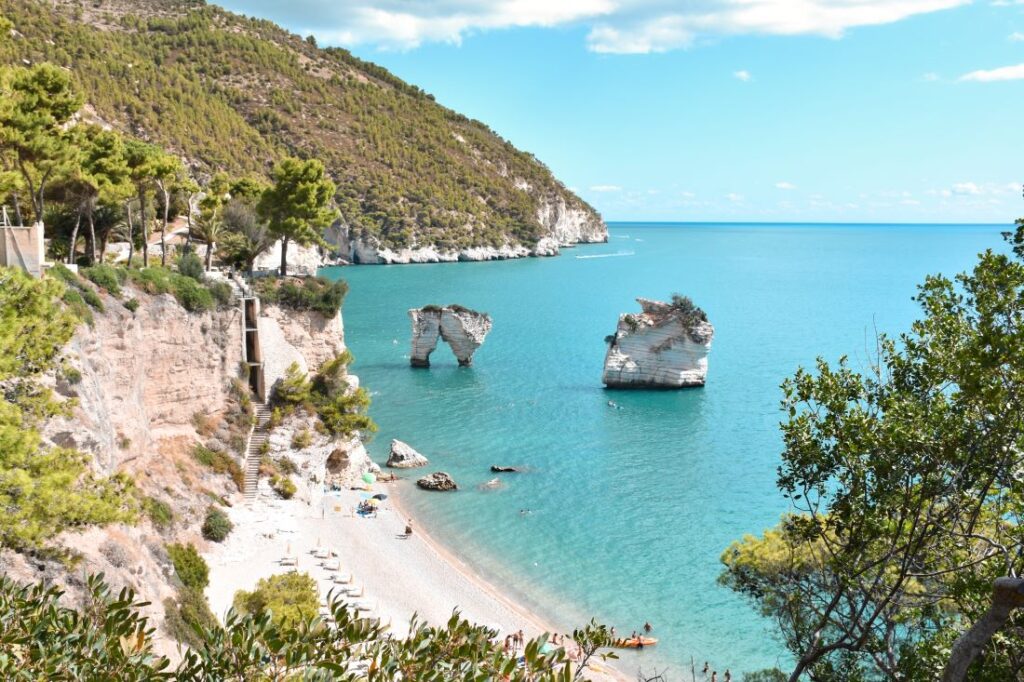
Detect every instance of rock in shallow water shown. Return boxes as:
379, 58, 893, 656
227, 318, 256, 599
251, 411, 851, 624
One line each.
408, 305, 492, 367
386, 439, 429, 468
602, 297, 714, 389
416, 472, 458, 491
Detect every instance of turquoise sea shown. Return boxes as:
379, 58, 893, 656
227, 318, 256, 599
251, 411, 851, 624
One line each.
321, 222, 1007, 676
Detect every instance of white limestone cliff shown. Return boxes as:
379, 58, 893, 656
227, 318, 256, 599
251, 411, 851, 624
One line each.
409, 305, 492, 367
328, 195, 607, 265
602, 298, 714, 389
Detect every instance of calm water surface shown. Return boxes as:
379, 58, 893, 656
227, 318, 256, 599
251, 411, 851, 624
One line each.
321, 222, 1006, 676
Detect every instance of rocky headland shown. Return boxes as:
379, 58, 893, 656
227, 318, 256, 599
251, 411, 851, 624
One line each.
409, 305, 492, 367
602, 296, 715, 389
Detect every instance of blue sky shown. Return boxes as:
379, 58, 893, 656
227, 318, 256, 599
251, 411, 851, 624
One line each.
220, 1, 1024, 223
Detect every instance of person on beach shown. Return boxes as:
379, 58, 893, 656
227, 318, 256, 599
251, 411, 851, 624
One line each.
517, 629, 525, 650
723, 670, 731, 682
702, 661, 709, 675
711, 671, 717, 682
405, 519, 413, 536
503, 635, 511, 654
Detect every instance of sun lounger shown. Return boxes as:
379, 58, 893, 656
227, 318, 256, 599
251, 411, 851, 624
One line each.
280, 557, 297, 566
323, 559, 341, 571
332, 574, 352, 584
314, 548, 330, 559
351, 600, 373, 612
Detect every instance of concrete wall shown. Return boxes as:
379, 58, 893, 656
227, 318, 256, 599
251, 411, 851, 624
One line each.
0, 223, 44, 276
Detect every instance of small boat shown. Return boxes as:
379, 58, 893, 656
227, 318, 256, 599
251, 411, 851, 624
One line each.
613, 637, 658, 649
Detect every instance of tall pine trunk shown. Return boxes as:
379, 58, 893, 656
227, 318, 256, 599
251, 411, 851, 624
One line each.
125, 201, 135, 268
280, 237, 289, 277
160, 186, 170, 267
138, 187, 148, 267
205, 241, 214, 272
87, 209, 97, 265
67, 210, 81, 264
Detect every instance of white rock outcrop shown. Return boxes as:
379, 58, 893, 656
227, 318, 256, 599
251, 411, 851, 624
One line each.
602, 297, 714, 389
328, 194, 607, 265
386, 439, 429, 468
409, 305, 492, 367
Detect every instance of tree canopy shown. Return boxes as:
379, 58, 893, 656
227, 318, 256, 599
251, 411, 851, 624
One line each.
721, 222, 1024, 681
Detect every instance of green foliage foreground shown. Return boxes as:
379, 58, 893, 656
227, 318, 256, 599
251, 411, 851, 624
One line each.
720, 222, 1024, 680
0, 573, 619, 681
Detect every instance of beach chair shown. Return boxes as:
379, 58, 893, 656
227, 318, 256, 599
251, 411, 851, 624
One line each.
280, 556, 297, 566
332, 573, 353, 584
324, 559, 341, 572
314, 547, 330, 560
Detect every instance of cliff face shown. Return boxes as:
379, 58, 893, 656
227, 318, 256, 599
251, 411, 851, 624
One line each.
325, 195, 606, 265
409, 306, 493, 366
602, 298, 715, 389
1, 278, 368, 657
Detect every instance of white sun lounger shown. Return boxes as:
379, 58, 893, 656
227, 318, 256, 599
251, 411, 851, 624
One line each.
324, 559, 341, 571
280, 557, 297, 566
314, 547, 330, 559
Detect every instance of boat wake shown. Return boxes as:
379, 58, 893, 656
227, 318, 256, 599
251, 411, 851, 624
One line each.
576, 251, 635, 260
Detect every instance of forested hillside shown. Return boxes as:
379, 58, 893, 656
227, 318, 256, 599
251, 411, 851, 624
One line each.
0, 0, 603, 253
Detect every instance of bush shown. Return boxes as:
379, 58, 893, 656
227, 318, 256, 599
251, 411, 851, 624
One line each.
191, 444, 244, 491
290, 429, 312, 449
81, 264, 123, 297
276, 456, 298, 475
143, 496, 174, 529
271, 475, 296, 500
170, 274, 214, 312
124, 298, 139, 313
255, 276, 348, 317
61, 288, 93, 325
79, 286, 104, 312
62, 365, 82, 384
177, 252, 205, 281
207, 280, 233, 308
232, 572, 318, 626
166, 543, 209, 590
163, 589, 218, 649
273, 362, 312, 407
201, 506, 233, 542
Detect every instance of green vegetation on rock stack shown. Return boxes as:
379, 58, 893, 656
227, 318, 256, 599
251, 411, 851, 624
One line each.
0, 0, 601, 252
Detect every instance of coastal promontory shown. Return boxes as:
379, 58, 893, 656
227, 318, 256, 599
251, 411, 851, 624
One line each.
602, 296, 714, 389
409, 305, 492, 367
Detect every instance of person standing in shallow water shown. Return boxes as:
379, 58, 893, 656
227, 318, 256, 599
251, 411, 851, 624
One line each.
710, 672, 717, 682
723, 670, 731, 682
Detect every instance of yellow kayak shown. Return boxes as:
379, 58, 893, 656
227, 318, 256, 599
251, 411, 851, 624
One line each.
614, 637, 658, 649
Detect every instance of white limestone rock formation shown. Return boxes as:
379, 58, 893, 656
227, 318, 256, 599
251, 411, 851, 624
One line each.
386, 439, 429, 468
602, 297, 714, 389
409, 305, 492, 367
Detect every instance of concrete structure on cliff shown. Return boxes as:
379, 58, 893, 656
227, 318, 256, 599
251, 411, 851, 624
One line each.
0, 209, 45, 277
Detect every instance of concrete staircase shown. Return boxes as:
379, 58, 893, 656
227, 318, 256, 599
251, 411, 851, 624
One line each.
244, 401, 273, 502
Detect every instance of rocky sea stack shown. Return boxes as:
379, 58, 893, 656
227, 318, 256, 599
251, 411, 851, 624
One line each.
409, 305, 492, 367
386, 439, 429, 468
602, 296, 714, 389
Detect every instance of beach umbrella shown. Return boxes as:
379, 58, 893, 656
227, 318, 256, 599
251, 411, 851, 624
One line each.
361, 472, 376, 485
372, 493, 388, 500
366, 498, 379, 506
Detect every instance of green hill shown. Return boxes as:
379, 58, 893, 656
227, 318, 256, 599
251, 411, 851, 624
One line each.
0, 0, 605, 259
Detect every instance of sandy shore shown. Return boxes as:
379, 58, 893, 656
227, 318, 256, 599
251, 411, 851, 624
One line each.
204, 479, 624, 680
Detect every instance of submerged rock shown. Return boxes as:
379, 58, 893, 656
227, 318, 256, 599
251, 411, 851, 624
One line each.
602, 296, 714, 389
386, 439, 429, 468
490, 465, 520, 473
416, 472, 458, 491
409, 305, 492, 367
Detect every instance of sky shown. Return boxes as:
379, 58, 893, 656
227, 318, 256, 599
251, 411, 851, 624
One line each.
219, 1, 1024, 223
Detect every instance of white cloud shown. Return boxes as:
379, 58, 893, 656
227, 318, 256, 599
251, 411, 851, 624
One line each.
1010, 32, 1024, 41
726, 192, 745, 202
959, 63, 1024, 82
733, 69, 752, 82
952, 181, 982, 195
226, 0, 971, 52
775, 181, 797, 190
588, 184, 622, 192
